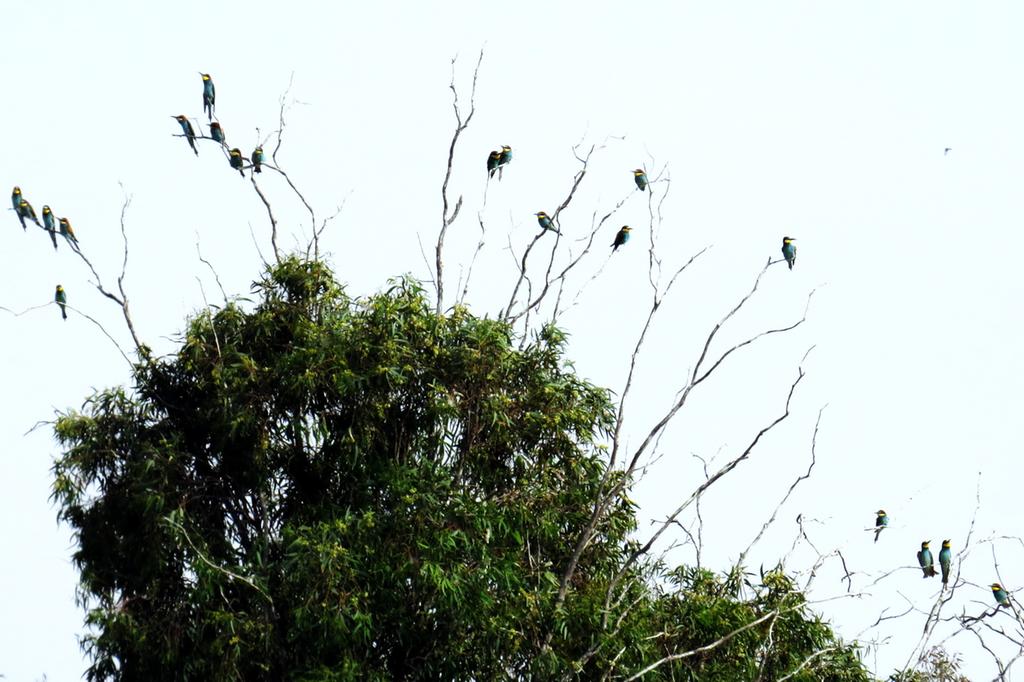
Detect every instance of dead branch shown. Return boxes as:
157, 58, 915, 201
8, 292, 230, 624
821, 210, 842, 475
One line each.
501, 143, 595, 323
70, 190, 146, 358
250, 175, 281, 263
606, 355, 810, 623
195, 239, 228, 303
434, 49, 483, 314
737, 405, 826, 569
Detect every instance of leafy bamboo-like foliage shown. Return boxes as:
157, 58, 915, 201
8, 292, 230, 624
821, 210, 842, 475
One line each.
52, 257, 871, 681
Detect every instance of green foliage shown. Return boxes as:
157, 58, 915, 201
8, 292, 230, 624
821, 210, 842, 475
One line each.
889, 647, 971, 682
53, 257, 873, 680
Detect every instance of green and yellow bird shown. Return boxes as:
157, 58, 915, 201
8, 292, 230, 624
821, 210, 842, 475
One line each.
939, 540, 952, 585
782, 236, 797, 270
917, 541, 937, 578
209, 121, 225, 145
633, 169, 648, 191
487, 150, 501, 178
55, 285, 67, 321
497, 145, 512, 180
173, 115, 198, 155
59, 217, 79, 246
612, 225, 631, 252
535, 211, 560, 235
992, 583, 1010, 608
251, 146, 264, 174
874, 510, 888, 543
18, 199, 40, 230
229, 148, 245, 177
11, 186, 22, 212
201, 72, 216, 121
42, 205, 58, 250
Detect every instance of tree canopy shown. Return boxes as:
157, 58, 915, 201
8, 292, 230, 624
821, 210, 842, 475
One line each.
52, 257, 872, 680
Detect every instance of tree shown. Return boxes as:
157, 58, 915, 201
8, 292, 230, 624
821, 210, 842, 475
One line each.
52, 256, 872, 680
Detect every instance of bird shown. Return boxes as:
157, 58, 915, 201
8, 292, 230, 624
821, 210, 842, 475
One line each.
59, 217, 78, 246
497, 145, 512, 179
612, 226, 632, 252
781, 236, 797, 270
229, 148, 245, 177
11, 186, 22, 212
173, 115, 198, 156
633, 169, 648, 191
917, 541, 937, 578
874, 510, 888, 543
201, 73, 216, 120
41, 206, 58, 250
535, 211, 560, 235
54, 285, 67, 321
992, 583, 1010, 608
209, 122, 225, 145
939, 540, 952, 585
18, 199, 40, 230
251, 146, 264, 174
486, 150, 501, 178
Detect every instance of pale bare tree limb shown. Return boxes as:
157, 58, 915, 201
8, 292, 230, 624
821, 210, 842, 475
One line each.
737, 405, 826, 569
70, 190, 146, 358
435, 49, 483, 314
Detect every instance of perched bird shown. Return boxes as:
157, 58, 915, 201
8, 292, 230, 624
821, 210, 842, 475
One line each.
497, 145, 512, 179
173, 115, 198, 156
229, 148, 245, 177
781, 236, 797, 270
251, 146, 264, 173
917, 541, 937, 578
42, 205, 58, 250
59, 217, 78, 246
535, 211, 560, 234
992, 583, 1011, 608
11, 186, 22, 212
486, 150, 501, 178
612, 226, 632, 252
201, 73, 216, 120
939, 540, 952, 585
209, 122, 225, 145
874, 510, 888, 543
633, 169, 648, 191
18, 199, 39, 230
55, 285, 67, 321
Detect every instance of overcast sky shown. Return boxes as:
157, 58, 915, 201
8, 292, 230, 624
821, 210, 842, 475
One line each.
2, 2, 1023, 679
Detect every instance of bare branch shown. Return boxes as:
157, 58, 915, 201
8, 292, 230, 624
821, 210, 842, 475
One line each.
195, 239, 228, 303
165, 515, 272, 604
70, 190, 146, 358
435, 49, 483, 314
623, 608, 792, 681
737, 405, 826, 568
608, 358, 809, 608
501, 143, 595, 323
249, 175, 282, 263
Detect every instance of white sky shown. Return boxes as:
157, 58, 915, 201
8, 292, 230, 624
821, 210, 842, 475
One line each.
2, 2, 1023, 679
